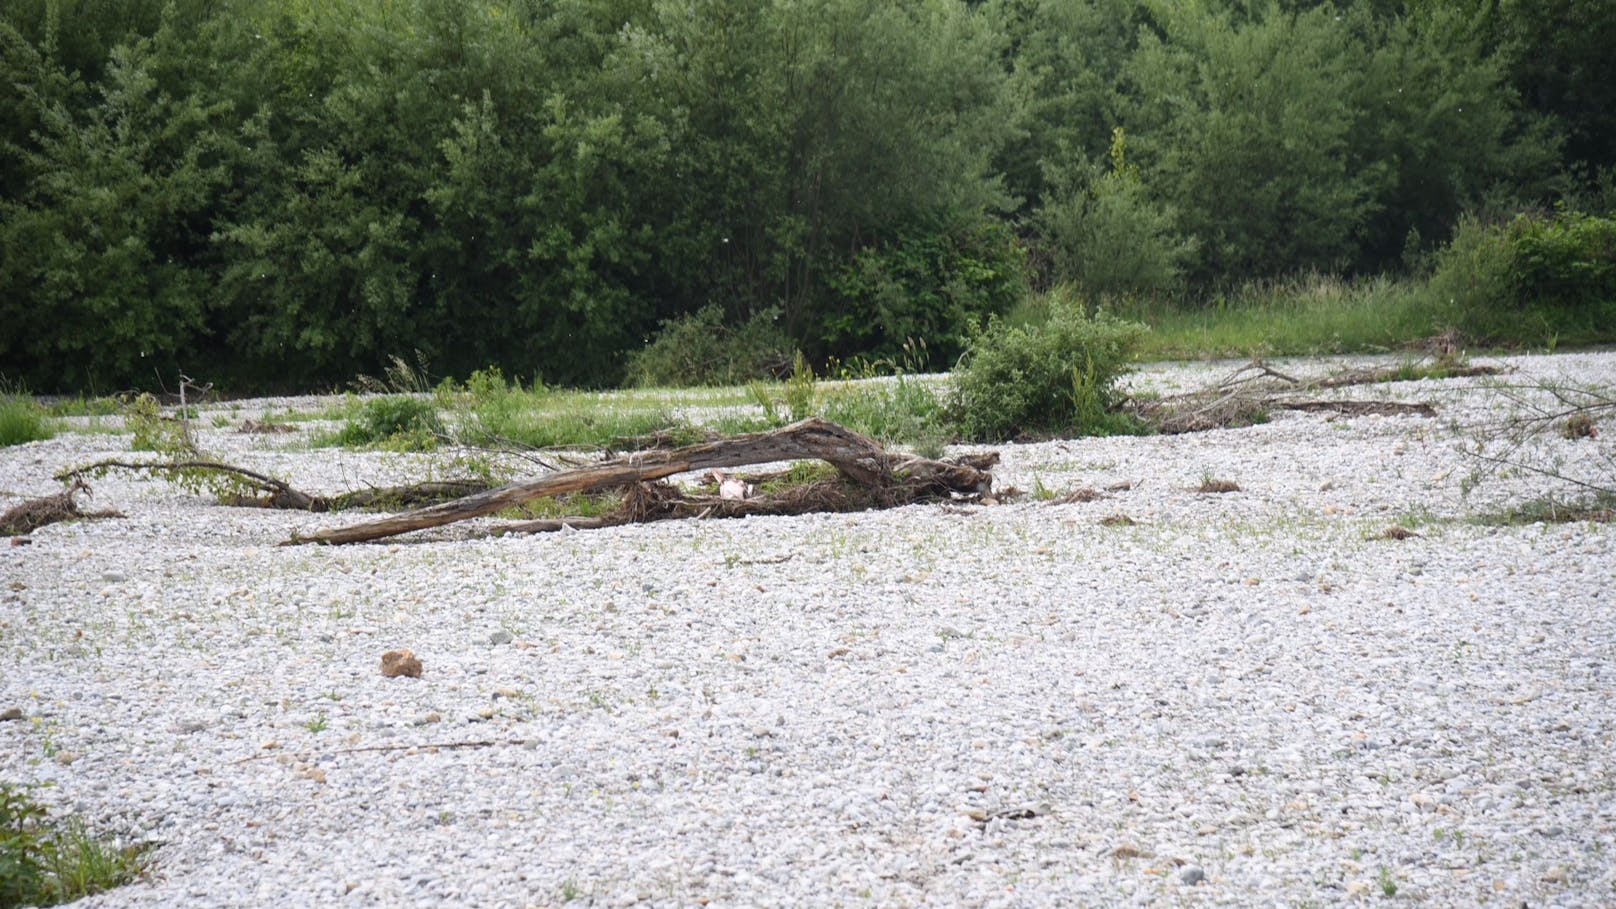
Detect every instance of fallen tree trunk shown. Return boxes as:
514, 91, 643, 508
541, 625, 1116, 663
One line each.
286, 418, 996, 546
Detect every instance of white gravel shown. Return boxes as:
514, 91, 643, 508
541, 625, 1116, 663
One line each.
3, 352, 1613, 908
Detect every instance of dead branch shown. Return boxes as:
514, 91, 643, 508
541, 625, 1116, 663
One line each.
1130, 357, 1462, 433
286, 418, 997, 546
55, 459, 490, 512
1, 481, 123, 536
1275, 400, 1437, 418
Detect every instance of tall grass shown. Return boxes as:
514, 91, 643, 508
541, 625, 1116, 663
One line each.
0, 392, 55, 447
1113, 273, 1448, 360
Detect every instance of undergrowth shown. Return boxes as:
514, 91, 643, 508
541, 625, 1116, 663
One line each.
0, 783, 148, 907
0, 392, 54, 447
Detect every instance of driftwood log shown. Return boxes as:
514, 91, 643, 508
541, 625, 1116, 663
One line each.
285, 418, 996, 546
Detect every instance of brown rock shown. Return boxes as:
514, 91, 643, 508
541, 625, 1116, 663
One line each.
381, 649, 422, 678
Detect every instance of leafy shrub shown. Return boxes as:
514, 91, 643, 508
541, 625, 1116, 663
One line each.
626, 305, 796, 388
952, 291, 1147, 441
0, 393, 53, 447
1512, 210, 1616, 310
824, 219, 1026, 368
1427, 210, 1616, 342
123, 393, 195, 454
335, 396, 444, 450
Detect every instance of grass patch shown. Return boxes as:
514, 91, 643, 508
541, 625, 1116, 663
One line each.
1471, 493, 1615, 526
0, 393, 55, 447
42, 396, 121, 418
1, 783, 149, 906
1115, 273, 1443, 360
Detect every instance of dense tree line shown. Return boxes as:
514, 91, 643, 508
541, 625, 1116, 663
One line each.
0, 0, 1608, 392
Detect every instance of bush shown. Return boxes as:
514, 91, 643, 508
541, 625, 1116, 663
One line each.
1426, 210, 1616, 343
952, 291, 1147, 441
0, 393, 53, 447
335, 396, 444, 450
823, 219, 1026, 368
1512, 210, 1616, 310
626, 305, 797, 388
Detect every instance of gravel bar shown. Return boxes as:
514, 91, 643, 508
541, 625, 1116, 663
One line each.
2, 352, 1613, 908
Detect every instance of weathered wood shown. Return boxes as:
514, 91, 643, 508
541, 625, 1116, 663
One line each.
0, 481, 123, 536
56, 460, 490, 512
1276, 400, 1437, 418
286, 418, 995, 546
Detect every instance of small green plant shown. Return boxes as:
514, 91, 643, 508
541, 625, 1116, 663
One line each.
123, 393, 196, 454
0, 393, 54, 447
1377, 865, 1397, 897
0, 783, 148, 907
783, 351, 817, 422
303, 714, 329, 734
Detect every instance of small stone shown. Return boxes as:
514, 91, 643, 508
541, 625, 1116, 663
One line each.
488, 631, 513, 646
53, 751, 78, 765
493, 687, 522, 699
0, 707, 23, 722
413, 712, 442, 726
1179, 866, 1206, 886
102, 571, 126, 583
381, 649, 422, 678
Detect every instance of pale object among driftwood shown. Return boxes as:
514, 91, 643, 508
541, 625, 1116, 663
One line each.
284, 418, 997, 546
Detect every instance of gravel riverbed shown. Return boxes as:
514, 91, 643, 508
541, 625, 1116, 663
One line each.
2, 352, 1613, 908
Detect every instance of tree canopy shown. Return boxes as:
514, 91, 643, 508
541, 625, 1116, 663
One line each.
0, 0, 1604, 391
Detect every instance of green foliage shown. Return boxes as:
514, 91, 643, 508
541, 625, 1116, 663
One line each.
1119, 273, 1442, 360
334, 396, 444, 451
821, 378, 950, 457
952, 292, 1146, 441
824, 218, 1026, 366
1426, 210, 1616, 343
0, 393, 54, 447
124, 393, 195, 454
0, 782, 147, 907
1512, 210, 1616, 310
626, 306, 796, 388
1038, 128, 1195, 299
0, 0, 1607, 392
